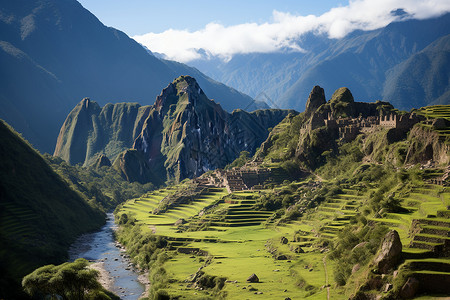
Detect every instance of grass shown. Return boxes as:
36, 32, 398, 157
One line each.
116, 168, 450, 299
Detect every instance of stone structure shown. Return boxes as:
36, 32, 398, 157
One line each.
303, 112, 423, 142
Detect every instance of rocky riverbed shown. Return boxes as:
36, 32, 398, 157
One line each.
69, 213, 146, 299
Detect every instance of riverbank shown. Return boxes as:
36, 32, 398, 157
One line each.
69, 213, 146, 299
89, 258, 150, 298
90, 261, 114, 291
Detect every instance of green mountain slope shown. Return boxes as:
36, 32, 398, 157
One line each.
0, 120, 104, 299
383, 34, 450, 108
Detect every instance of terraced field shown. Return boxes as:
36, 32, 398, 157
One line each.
417, 105, 450, 121
117, 174, 450, 299
368, 184, 450, 296
118, 185, 343, 299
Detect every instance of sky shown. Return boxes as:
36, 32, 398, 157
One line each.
78, 0, 450, 63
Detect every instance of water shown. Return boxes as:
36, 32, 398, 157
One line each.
69, 213, 145, 299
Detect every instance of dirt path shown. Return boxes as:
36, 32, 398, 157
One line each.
323, 255, 330, 300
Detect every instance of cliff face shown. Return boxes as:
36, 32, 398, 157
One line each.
55, 76, 292, 183
133, 76, 294, 183
54, 98, 152, 166
405, 125, 450, 165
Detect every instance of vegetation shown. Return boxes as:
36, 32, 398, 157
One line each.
0, 120, 105, 299
45, 154, 155, 212
22, 258, 119, 300
112, 105, 450, 299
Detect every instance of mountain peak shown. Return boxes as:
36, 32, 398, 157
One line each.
305, 86, 326, 117
155, 75, 210, 114
329, 87, 354, 104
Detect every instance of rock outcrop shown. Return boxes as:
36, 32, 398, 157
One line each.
112, 149, 163, 185
399, 277, 420, 299
405, 125, 450, 165
246, 273, 259, 283
305, 86, 326, 117
93, 154, 111, 169
372, 230, 402, 274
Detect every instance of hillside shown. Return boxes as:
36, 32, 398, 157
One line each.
383, 34, 450, 108
0, 120, 105, 299
113, 88, 450, 299
189, 13, 450, 111
0, 0, 255, 154
54, 76, 293, 184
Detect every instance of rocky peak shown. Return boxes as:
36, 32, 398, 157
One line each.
155, 76, 207, 115
305, 86, 326, 117
79, 97, 100, 112
329, 87, 354, 104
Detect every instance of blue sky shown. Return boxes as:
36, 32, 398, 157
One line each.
77, 0, 450, 63
77, 0, 345, 35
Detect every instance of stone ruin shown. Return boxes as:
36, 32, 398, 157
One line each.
303, 111, 423, 142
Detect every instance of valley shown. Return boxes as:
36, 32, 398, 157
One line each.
1, 1, 450, 299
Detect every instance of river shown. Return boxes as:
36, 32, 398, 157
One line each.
69, 213, 145, 299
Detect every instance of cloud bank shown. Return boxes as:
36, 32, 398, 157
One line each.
133, 0, 450, 62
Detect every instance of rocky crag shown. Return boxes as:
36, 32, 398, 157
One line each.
55, 76, 293, 184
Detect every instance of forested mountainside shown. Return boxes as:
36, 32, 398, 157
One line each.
0, 0, 257, 154
189, 13, 450, 111
0, 120, 105, 299
54, 76, 293, 184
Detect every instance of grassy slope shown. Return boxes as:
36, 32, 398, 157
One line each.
0, 120, 105, 298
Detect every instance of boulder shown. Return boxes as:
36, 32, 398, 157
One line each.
247, 273, 259, 283
373, 230, 402, 273
280, 236, 289, 244
384, 283, 393, 292
352, 263, 361, 274
276, 254, 288, 260
399, 277, 419, 299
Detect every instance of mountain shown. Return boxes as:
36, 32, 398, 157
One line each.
0, 0, 256, 154
54, 99, 151, 166
188, 14, 450, 111
0, 120, 104, 299
383, 34, 450, 108
54, 76, 293, 184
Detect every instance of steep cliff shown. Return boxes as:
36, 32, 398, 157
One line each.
54, 99, 152, 166
132, 76, 293, 183
55, 76, 292, 183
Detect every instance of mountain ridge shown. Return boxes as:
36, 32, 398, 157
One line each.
187, 13, 450, 111
0, 0, 257, 154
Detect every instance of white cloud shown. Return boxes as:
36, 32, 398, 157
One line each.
133, 0, 450, 63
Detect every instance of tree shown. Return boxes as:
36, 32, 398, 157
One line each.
22, 258, 102, 300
